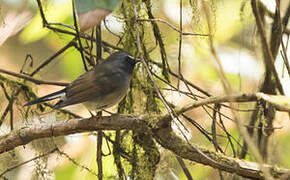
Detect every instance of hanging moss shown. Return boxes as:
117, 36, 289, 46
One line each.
131, 132, 160, 179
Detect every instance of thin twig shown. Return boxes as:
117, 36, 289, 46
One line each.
0, 84, 11, 127
144, 0, 170, 81
203, 1, 273, 179
218, 111, 237, 157
36, 0, 47, 25
281, 2, 290, 29
30, 41, 75, 76
48, 22, 76, 31
43, 102, 82, 118
176, 156, 193, 180
45, 22, 122, 51
72, 1, 89, 71
35, 0, 121, 52
137, 18, 209, 37
0, 148, 57, 178
0, 74, 79, 119
97, 131, 103, 180
177, 0, 183, 89
212, 104, 221, 153
113, 131, 126, 179
96, 26, 102, 64
0, 84, 23, 129
20, 54, 33, 74
131, 0, 176, 129
57, 149, 98, 177
251, 0, 284, 95
281, 40, 290, 77
182, 114, 221, 149
8, 89, 22, 131
95, 27, 103, 180
0, 68, 68, 86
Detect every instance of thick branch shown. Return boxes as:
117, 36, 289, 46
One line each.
0, 115, 289, 179
153, 126, 289, 179
0, 115, 146, 154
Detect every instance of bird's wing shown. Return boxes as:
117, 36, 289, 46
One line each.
55, 63, 124, 108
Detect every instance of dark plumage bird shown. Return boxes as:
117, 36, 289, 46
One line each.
25, 51, 139, 110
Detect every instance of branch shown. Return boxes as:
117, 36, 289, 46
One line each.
0, 68, 68, 86
0, 148, 57, 177
29, 41, 75, 77
0, 115, 289, 179
154, 125, 290, 179
0, 115, 146, 154
176, 93, 290, 116
136, 18, 209, 37
251, 0, 285, 95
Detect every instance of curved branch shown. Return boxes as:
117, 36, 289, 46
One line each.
174, 93, 290, 117
0, 115, 289, 179
0, 115, 146, 154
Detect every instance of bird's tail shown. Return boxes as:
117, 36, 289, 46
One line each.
24, 89, 66, 106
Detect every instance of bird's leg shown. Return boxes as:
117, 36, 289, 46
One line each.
102, 109, 115, 115
97, 111, 102, 118
87, 109, 96, 117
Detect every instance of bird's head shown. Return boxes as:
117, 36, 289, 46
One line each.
108, 51, 140, 74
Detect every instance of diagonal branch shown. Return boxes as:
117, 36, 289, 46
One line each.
251, 0, 285, 95
0, 68, 69, 86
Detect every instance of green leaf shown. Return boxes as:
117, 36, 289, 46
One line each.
74, 0, 121, 13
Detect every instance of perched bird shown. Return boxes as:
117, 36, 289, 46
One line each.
25, 51, 139, 111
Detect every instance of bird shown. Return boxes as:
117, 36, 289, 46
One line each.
24, 51, 139, 111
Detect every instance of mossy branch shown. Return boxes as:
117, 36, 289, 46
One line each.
0, 114, 289, 179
